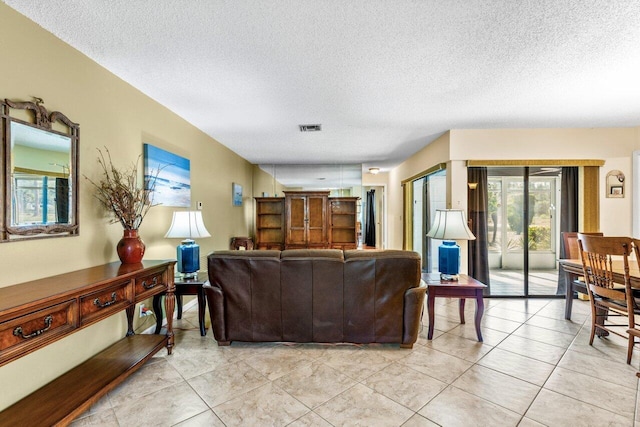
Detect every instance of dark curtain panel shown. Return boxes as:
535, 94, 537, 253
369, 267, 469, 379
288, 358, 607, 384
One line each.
467, 167, 490, 291
365, 190, 376, 247
556, 167, 579, 295
55, 177, 69, 224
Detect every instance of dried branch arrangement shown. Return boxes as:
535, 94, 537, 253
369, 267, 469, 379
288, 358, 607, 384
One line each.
85, 147, 160, 230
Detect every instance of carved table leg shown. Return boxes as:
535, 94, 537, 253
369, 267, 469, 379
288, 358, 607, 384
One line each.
459, 299, 466, 324
427, 290, 436, 340
125, 305, 135, 336
165, 273, 175, 354
474, 290, 484, 342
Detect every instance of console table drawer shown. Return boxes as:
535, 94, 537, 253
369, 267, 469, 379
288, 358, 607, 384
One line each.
134, 271, 167, 299
0, 300, 77, 365
80, 281, 133, 325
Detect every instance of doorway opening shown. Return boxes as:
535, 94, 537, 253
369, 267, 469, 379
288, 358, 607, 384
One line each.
483, 166, 563, 297
412, 169, 446, 272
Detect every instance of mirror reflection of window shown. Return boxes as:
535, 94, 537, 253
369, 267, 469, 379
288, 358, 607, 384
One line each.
10, 121, 72, 226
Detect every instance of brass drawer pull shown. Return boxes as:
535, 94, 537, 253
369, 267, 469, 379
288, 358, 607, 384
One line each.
142, 277, 158, 289
93, 292, 117, 308
13, 315, 53, 339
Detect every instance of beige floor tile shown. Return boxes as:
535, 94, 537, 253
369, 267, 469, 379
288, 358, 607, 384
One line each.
478, 347, 554, 386
485, 306, 533, 323
294, 342, 362, 359
492, 299, 550, 314
427, 313, 465, 333
526, 388, 632, 426
273, 360, 357, 409
173, 410, 226, 426
425, 332, 493, 363
402, 414, 440, 426
448, 323, 509, 346
415, 325, 445, 345
243, 346, 316, 380
108, 358, 184, 408
525, 314, 583, 335
362, 363, 447, 411
497, 334, 567, 364
315, 383, 414, 427
69, 408, 119, 427
321, 347, 394, 381
187, 360, 268, 408
452, 365, 540, 414
288, 411, 333, 426
112, 381, 208, 427
166, 346, 241, 379
558, 348, 638, 389
516, 417, 546, 427
481, 315, 523, 334
212, 382, 310, 426
512, 323, 577, 348
536, 305, 589, 323
398, 346, 473, 384
544, 366, 636, 418
419, 386, 522, 427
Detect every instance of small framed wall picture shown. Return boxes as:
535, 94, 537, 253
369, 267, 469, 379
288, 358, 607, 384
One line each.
232, 183, 243, 206
610, 185, 623, 197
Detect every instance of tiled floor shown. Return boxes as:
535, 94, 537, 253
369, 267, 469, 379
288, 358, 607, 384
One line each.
71, 297, 640, 426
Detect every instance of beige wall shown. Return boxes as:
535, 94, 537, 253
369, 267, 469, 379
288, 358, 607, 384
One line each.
0, 4, 255, 409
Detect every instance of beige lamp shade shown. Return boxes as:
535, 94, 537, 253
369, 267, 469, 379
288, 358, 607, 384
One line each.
426, 209, 476, 240
165, 211, 211, 239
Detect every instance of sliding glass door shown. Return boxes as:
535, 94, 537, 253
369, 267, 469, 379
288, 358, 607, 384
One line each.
412, 170, 446, 272
485, 167, 561, 297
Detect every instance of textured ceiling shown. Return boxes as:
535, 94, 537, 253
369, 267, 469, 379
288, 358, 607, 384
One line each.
4, 1, 640, 175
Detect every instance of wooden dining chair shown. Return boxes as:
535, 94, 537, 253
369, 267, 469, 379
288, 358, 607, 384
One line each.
562, 231, 603, 320
229, 236, 254, 250
578, 234, 638, 364
628, 239, 640, 372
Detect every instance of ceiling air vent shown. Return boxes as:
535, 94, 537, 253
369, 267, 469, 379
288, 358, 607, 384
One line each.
299, 124, 322, 132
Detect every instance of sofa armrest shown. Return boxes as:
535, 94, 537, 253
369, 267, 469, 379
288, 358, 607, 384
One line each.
401, 282, 427, 348
203, 282, 229, 345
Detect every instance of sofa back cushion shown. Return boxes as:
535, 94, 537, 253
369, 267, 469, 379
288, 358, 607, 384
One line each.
281, 250, 344, 342
208, 250, 281, 341
344, 250, 421, 343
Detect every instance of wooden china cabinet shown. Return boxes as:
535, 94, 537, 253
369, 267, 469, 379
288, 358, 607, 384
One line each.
255, 192, 359, 250
284, 191, 329, 249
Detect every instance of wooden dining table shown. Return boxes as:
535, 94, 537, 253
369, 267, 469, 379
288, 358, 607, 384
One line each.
559, 258, 640, 320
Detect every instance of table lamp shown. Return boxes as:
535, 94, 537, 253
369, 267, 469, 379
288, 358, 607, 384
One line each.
165, 211, 211, 279
426, 209, 476, 281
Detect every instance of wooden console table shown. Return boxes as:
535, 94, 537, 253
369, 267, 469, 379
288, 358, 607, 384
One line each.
0, 260, 175, 426
422, 273, 487, 342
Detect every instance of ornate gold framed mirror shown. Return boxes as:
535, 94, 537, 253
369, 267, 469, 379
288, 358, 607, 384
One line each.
1, 97, 79, 241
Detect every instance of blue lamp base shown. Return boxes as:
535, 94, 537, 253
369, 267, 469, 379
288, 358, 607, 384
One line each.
177, 239, 200, 279
438, 240, 460, 281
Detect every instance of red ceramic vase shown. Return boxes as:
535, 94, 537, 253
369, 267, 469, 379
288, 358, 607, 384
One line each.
117, 229, 145, 264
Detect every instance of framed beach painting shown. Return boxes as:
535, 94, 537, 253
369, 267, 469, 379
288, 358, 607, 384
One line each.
144, 143, 191, 207
232, 183, 243, 206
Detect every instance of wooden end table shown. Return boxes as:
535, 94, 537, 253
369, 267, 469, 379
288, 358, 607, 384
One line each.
154, 271, 208, 336
422, 273, 487, 342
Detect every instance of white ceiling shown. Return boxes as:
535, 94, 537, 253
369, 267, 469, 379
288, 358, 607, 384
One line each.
4, 1, 640, 176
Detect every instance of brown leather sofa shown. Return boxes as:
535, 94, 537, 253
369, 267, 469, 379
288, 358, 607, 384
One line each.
204, 249, 425, 348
